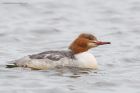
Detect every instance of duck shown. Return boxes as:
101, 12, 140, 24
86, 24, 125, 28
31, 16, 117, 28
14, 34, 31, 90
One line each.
6, 33, 110, 70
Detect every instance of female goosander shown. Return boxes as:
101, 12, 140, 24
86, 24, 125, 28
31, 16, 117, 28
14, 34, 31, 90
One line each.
6, 33, 110, 70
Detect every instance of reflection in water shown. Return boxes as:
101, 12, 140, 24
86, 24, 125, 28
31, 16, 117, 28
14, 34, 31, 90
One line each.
30, 67, 96, 78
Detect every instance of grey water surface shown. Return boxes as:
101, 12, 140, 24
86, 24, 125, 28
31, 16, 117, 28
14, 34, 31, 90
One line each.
0, 0, 140, 93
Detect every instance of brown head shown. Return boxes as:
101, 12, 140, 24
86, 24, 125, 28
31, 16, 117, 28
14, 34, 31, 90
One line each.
69, 33, 111, 54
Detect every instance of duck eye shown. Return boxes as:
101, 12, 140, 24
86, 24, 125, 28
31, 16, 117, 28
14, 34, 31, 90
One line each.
89, 38, 93, 40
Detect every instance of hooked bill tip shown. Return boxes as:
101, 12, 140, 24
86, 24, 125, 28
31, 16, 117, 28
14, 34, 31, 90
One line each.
105, 42, 111, 44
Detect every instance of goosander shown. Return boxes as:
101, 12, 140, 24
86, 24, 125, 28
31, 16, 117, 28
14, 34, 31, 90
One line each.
6, 33, 110, 70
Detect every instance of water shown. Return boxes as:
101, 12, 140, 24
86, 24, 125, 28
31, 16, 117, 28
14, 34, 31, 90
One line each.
0, 0, 140, 93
